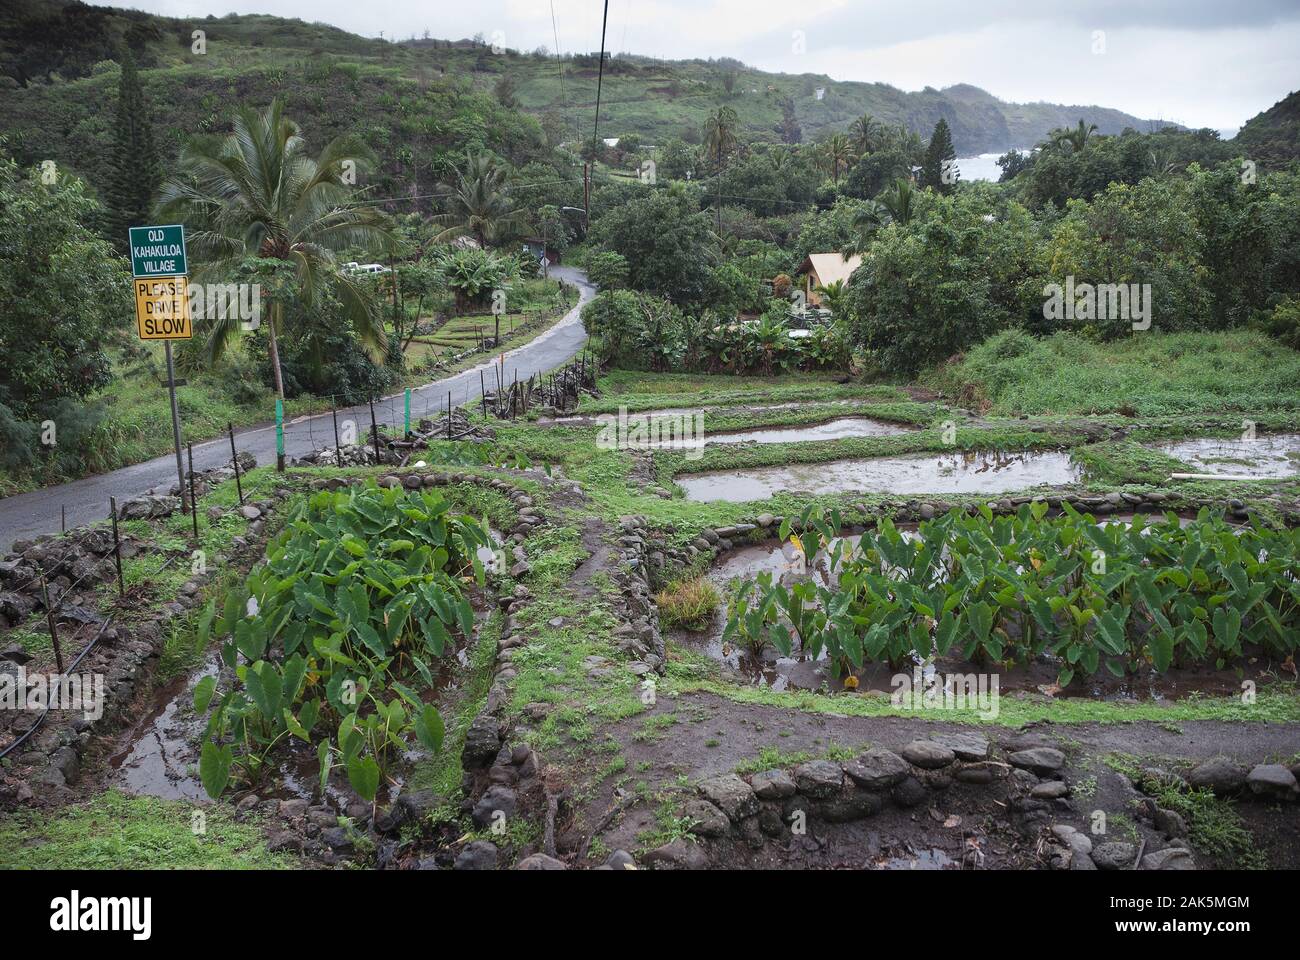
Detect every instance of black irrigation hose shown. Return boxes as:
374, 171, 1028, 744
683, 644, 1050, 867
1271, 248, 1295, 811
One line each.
0, 552, 179, 761
0, 616, 113, 761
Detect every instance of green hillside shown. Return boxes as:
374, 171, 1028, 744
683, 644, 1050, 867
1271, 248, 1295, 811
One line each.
1234, 90, 1300, 168
1, 1, 1177, 158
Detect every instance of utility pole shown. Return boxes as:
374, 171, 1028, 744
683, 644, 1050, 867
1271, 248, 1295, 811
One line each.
583, 161, 591, 233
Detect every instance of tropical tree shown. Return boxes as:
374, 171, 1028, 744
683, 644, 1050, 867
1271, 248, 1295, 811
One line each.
1052, 120, 1099, 154
105, 48, 160, 246
703, 107, 740, 170
920, 117, 958, 194
879, 178, 918, 225
430, 150, 529, 248
814, 278, 853, 318
843, 199, 890, 256
155, 99, 395, 398
849, 114, 881, 156
820, 133, 855, 187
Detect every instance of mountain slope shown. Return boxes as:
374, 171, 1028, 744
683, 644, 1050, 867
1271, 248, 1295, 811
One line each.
0, 1, 1176, 155
1234, 90, 1300, 167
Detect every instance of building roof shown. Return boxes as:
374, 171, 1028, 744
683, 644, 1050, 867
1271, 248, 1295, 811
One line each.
796, 253, 863, 287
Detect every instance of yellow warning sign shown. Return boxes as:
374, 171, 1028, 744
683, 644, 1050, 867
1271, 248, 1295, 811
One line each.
134, 276, 192, 340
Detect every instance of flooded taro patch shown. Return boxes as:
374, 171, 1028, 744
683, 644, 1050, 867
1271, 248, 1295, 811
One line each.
674, 510, 1287, 701
677, 449, 1083, 501
1153, 433, 1300, 477
645, 416, 914, 450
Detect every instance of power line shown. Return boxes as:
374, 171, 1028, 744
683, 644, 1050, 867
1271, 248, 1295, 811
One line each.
592, 0, 610, 148
549, 0, 576, 144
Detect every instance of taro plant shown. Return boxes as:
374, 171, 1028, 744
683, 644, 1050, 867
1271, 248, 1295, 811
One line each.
195, 481, 490, 802
723, 503, 1299, 689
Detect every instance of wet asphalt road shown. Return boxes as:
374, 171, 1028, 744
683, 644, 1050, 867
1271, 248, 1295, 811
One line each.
0, 267, 593, 554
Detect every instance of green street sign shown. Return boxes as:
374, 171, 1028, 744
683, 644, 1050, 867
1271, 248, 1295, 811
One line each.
128, 224, 188, 278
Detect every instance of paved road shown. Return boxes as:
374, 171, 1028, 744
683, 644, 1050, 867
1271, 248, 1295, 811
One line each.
0, 267, 594, 554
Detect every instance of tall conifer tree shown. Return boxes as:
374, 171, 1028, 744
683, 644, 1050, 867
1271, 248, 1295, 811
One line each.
921, 117, 958, 195
106, 48, 160, 245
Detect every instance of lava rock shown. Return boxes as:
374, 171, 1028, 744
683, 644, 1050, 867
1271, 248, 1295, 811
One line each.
643, 839, 708, 870
1092, 842, 1138, 870
892, 776, 928, 808
697, 774, 759, 820
462, 714, 502, 769
793, 760, 844, 799
1141, 847, 1196, 870
471, 785, 518, 828
901, 740, 956, 769
1185, 757, 1247, 796
516, 854, 568, 870
1246, 763, 1299, 800
1032, 780, 1071, 800
843, 749, 910, 790
1008, 747, 1065, 774
454, 840, 499, 870
749, 768, 797, 800
684, 799, 731, 838
930, 732, 990, 762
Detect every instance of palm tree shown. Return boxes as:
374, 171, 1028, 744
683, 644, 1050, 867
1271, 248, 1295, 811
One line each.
155, 99, 394, 398
878, 178, 917, 226
814, 278, 852, 318
849, 114, 880, 156
843, 199, 890, 256
1051, 120, 1099, 154
430, 151, 528, 248
820, 133, 854, 186
703, 107, 740, 170
881, 123, 924, 165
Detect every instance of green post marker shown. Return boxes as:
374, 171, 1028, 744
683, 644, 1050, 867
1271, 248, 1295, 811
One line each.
276, 398, 285, 472
404, 388, 411, 437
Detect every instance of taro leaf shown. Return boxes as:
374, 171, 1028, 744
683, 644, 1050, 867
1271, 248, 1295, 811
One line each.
1093, 607, 1128, 657
1105, 658, 1125, 678
338, 713, 362, 761
1148, 631, 1175, 673
457, 598, 475, 638
391, 681, 423, 710
411, 655, 435, 688
967, 601, 993, 643
346, 754, 381, 802
234, 618, 267, 663
280, 654, 308, 705
244, 662, 282, 720
935, 612, 958, 655
283, 708, 311, 743
193, 674, 217, 713
1184, 619, 1208, 657
199, 741, 233, 799
317, 739, 332, 795
1212, 607, 1242, 651
1057, 667, 1074, 688
299, 698, 321, 735
353, 620, 387, 659
420, 616, 449, 656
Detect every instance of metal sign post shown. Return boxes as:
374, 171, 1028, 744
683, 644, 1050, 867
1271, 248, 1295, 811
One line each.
129, 224, 191, 509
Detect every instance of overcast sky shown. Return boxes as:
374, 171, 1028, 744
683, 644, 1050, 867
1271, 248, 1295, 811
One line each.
111, 0, 1299, 131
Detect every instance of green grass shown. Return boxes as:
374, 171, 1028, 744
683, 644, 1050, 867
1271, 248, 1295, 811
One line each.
654, 576, 720, 631
0, 790, 292, 869
929, 329, 1300, 417
1103, 754, 1267, 868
